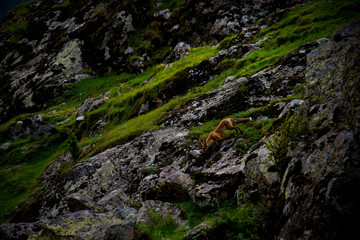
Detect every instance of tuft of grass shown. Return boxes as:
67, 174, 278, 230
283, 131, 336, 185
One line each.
2, 0, 35, 43
205, 201, 267, 240
52, 0, 71, 9
175, 200, 268, 240
89, 96, 184, 156
258, 0, 360, 48
155, 0, 186, 10
135, 212, 187, 240
5, 20, 28, 43
0, 140, 66, 223
48, 72, 135, 110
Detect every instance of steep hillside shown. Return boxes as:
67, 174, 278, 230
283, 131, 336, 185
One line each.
1, 0, 360, 239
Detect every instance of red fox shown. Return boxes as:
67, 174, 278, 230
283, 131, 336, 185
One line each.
201, 117, 252, 152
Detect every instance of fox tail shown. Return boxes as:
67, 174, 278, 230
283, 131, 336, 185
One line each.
231, 117, 252, 123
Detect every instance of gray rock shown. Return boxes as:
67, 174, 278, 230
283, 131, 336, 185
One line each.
0, 222, 39, 240
29, 210, 131, 240
0, 142, 11, 150
8, 114, 55, 141
275, 22, 360, 239
173, 42, 191, 60
154, 9, 172, 20
138, 100, 150, 115
184, 221, 212, 240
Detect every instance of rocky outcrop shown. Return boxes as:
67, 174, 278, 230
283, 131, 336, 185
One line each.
271, 22, 360, 240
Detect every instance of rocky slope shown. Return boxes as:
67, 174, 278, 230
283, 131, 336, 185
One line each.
0, 0, 305, 123
1, 0, 360, 239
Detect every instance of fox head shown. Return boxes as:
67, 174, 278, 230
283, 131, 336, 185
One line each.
201, 140, 207, 152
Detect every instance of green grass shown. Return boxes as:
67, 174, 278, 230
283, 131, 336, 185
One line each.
5, 21, 28, 43
154, 0, 186, 10
0, 140, 65, 223
200, 0, 360, 90
2, 0, 35, 43
87, 96, 184, 156
52, 0, 71, 9
135, 212, 188, 240
136, 200, 267, 240
48, 72, 135, 110
203, 201, 267, 240
259, 0, 360, 46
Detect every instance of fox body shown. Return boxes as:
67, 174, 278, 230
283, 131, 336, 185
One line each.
201, 117, 252, 152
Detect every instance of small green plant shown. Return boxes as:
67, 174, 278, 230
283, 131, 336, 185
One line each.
135, 212, 187, 240
59, 161, 72, 173
52, 0, 71, 9
67, 131, 81, 160
218, 34, 237, 49
154, 0, 186, 10
176, 200, 268, 240
206, 202, 267, 240
5, 21, 28, 43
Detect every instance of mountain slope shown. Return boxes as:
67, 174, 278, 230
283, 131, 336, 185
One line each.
1, 0, 360, 239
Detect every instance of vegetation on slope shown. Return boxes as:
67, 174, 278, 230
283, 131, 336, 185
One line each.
0, 1, 360, 237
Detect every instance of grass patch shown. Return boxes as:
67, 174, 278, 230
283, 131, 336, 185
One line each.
5, 20, 28, 43
48, 72, 135, 110
203, 201, 267, 240
135, 200, 267, 240
52, 0, 71, 9
0, 140, 66, 223
258, 0, 360, 48
2, 0, 35, 43
88, 96, 184, 156
135, 212, 187, 240
155, 0, 186, 10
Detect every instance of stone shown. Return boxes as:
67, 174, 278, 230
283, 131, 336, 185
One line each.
173, 42, 191, 60
154, 9, 172, 20
184, 221, 211, 240
0, 222, 40, 240
0, 142, 11, 150
8, 115, 55, 141
28, 210, 130, 240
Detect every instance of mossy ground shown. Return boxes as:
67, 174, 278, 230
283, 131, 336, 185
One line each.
1, 0, 360, 230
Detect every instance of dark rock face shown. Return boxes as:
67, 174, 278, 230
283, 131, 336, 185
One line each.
8, 114, 56, 141
272, 23, 360, 239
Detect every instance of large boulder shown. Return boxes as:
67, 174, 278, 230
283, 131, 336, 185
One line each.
273, 23, 360, 239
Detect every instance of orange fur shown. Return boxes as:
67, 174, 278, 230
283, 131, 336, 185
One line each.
201, 117, 251, 152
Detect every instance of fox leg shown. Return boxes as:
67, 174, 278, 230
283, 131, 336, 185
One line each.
235, 126, 243, 134
211, 134, 223, 150
227, 122, 243, 134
